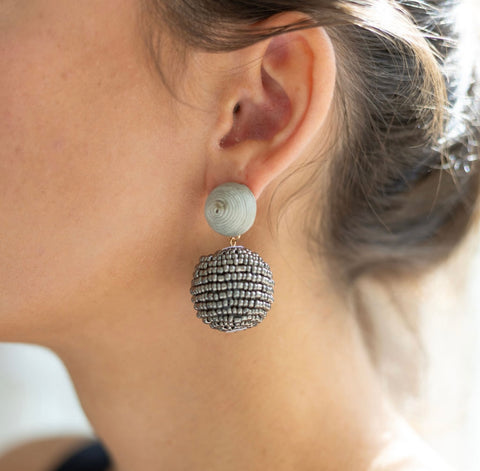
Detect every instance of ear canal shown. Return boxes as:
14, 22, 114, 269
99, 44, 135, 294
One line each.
220, 66, 292, 148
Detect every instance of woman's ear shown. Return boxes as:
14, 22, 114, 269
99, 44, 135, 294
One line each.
205, 12, 337, 199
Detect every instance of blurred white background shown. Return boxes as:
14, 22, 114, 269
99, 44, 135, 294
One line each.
0, 344, 93, 452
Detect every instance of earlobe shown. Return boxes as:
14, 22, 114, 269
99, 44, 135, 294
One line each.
209, 15, 336, 199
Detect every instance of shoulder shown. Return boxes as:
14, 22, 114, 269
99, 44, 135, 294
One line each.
368, 419, 456, 471
0, 436, 94, 471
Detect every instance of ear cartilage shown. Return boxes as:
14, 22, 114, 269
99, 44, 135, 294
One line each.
190, 182, 274, 332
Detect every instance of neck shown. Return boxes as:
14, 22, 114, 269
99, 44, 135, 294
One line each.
50, 243, 396, 471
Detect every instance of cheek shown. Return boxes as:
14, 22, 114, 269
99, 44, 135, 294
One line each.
0, 6, 200, 337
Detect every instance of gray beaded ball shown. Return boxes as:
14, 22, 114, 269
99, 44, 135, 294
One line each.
190, 246, 274, 332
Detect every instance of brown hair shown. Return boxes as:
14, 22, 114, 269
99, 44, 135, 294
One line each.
141, 0, 480, 284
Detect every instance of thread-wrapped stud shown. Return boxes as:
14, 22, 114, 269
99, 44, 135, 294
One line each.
190, 246, 274, 332
205, 183, 256, 237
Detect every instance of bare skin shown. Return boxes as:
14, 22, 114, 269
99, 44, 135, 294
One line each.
0, 436, 94, 471
0, 1, 453, 470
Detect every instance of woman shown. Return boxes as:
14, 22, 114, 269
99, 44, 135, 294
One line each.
0, 0, 478, 470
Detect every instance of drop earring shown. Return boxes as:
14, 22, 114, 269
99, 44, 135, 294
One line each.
190, 182, 274, 332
